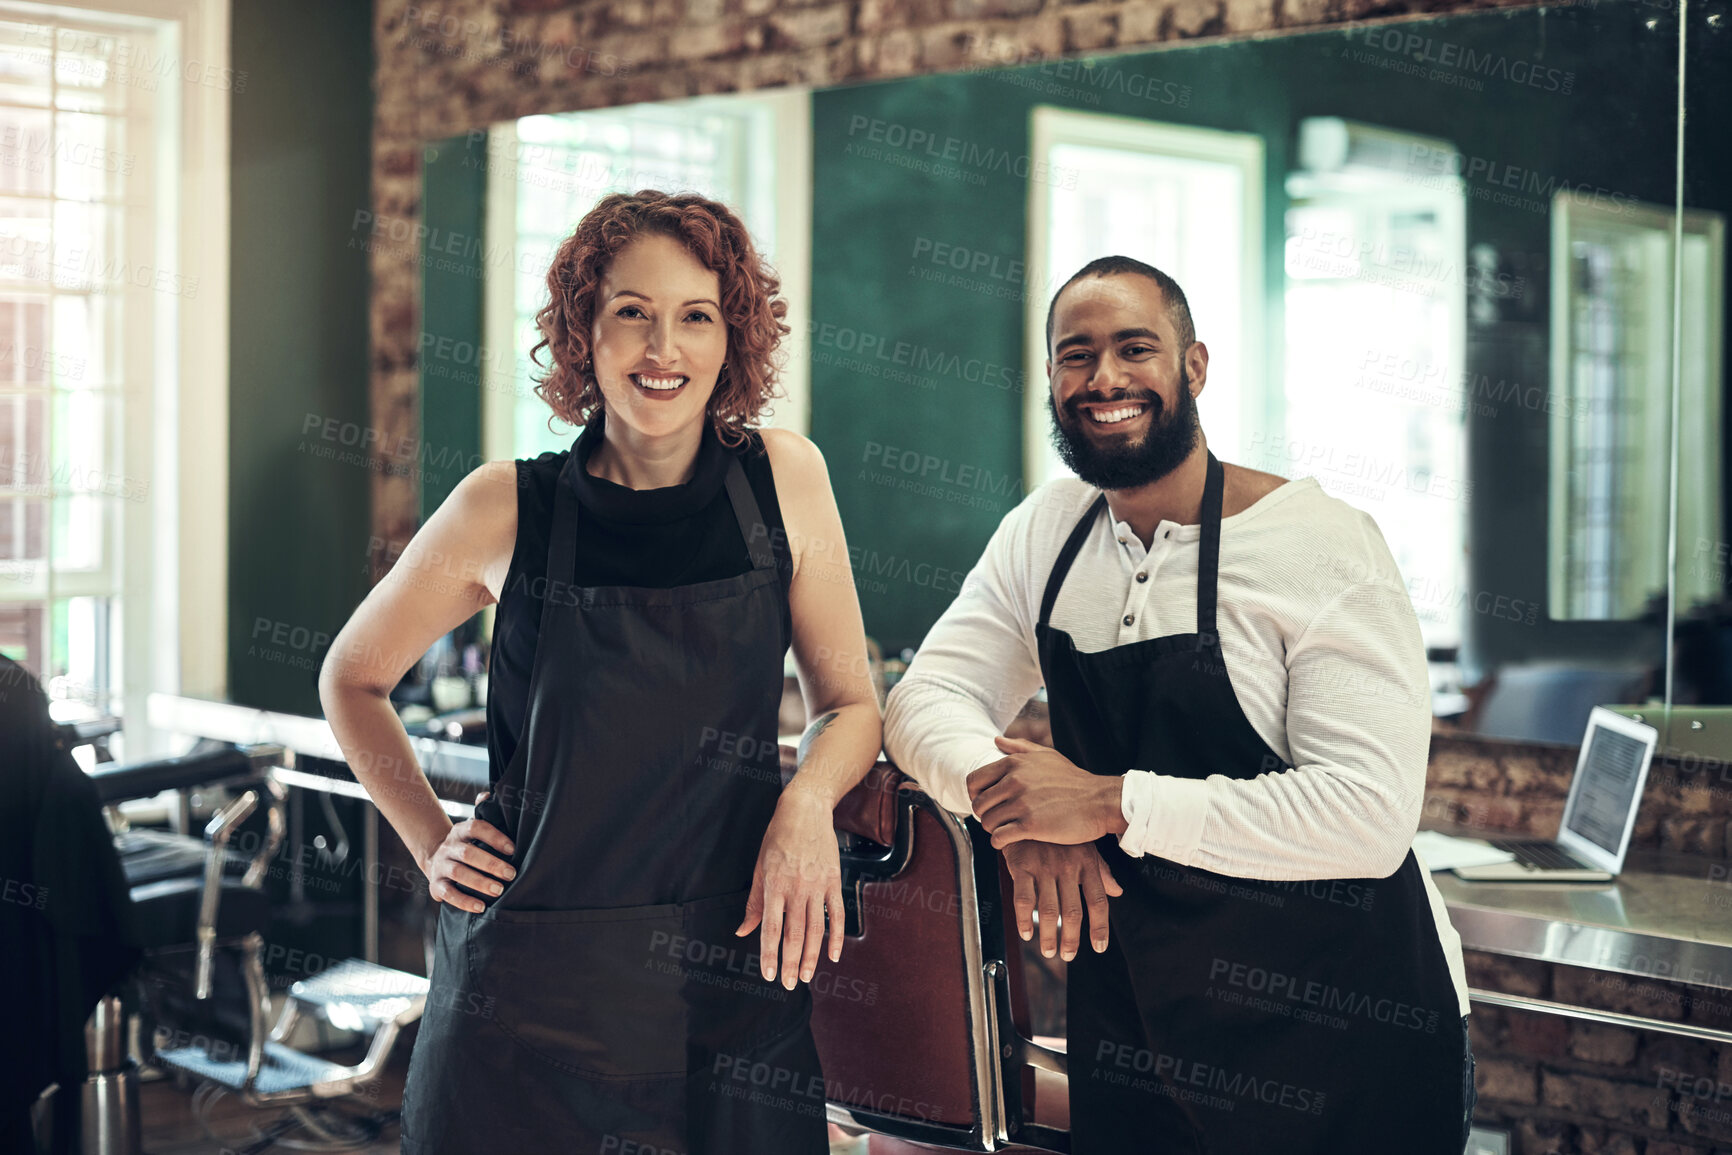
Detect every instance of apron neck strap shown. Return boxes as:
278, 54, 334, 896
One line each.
1039, 494, 1106, 630
722, 455, 777, 572
1035, 450, 1226, 639
1197, 449, 1223, 641
545, 448, 774, 592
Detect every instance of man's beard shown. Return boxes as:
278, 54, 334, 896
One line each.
1046, 367, 1200, 490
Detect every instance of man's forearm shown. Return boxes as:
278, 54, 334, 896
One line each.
883, 678, 1005, 817
1095, 773, 1130, 837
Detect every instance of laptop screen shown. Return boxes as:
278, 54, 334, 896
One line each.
1563, 723, 1652, 854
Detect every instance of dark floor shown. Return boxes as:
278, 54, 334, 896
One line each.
126, 1034, 864, 1155
135, 1039, 408, 1155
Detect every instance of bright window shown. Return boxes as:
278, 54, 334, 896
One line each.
1548, 196, 1725, 620
0, 4, 200, 743
1282, 119, 1467, 649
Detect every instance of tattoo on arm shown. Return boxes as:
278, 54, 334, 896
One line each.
797, 710, 840, 767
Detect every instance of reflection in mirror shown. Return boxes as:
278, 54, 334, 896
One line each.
419, 0, 1694, 748
1668, 0, 1731, 720
1551, 199, 1723, 624
1278, 118, 1468, 653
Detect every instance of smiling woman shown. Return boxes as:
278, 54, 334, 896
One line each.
320, 189, 884, 1154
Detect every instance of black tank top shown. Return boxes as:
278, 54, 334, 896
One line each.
485, 416, 794, 784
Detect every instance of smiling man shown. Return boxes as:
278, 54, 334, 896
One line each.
883, 256, 1475, 1153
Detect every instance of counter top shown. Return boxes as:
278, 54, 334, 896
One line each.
1431, 845, 1732, 991
146, 692, 807, 812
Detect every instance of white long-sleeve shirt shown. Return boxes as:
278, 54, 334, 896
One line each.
883, 473, 1469, 1015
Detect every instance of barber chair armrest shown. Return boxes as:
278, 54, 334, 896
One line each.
54, 713, 123, 757
779, 748, 906, 846
985, 960, 1068, 1077
88, 741, 282, 804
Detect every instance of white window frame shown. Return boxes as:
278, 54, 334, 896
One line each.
0, 0, 227, 756
1023, 106, 1265, 486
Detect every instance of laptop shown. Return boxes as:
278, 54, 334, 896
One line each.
1452, 706, 1659, 882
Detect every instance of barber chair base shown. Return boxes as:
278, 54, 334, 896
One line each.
80, 1065, 143, 1155
155, 1040, 357, 1098
277, 958, 429, 1037
149, 956, 426, 1110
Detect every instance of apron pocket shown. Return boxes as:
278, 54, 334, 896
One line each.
678, 890, 814, 1064
467, 900, 691, 1079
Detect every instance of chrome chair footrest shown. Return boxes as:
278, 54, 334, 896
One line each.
156, 1040, 353, 1097
288, 958, 429, 1027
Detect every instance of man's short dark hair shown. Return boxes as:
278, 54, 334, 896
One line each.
1044, 256, 1196, 354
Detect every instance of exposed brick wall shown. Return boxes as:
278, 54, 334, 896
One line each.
1428, 732, 1732, 858
1466, 953, 1732, 1154
368, 0, 1548, 571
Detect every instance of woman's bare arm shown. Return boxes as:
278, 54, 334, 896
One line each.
762, 428, 883, 805
739, 429, 883, 986
317, 460, 519, 907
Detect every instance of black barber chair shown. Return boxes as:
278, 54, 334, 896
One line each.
787, 751, 1071, 1154
70, 735, 427, 1155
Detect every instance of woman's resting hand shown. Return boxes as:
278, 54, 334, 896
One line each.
737, 789, 846, 990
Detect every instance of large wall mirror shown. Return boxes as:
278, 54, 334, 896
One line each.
416, 0, 1720, 750
1672, 0, 1731, 741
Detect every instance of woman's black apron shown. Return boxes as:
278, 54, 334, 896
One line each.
1041, 452, 1466, 1154
400, 447, 828, 1155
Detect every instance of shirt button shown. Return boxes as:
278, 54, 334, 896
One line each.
1123, 614, 1135, 627
1117, 537, 1128, 546
1136, 572, 1148, 583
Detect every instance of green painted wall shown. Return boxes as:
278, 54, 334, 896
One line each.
418, 133, 489, 523
808, 1, 1682, 660
228, 0, 373, 714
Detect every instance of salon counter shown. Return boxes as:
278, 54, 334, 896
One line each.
1421, 831, 1732, 1047
1431, 849, 1732, 993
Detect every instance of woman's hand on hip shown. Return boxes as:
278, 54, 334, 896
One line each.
737, 789, 845, 990
423, 791, 517, 914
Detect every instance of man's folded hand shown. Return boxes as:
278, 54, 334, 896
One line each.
1000, 840, 1124, 960
967, 736, 1129, 848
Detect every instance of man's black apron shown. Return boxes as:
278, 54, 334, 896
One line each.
1040, 452, 1466, 1154
400, 449, 828, 1155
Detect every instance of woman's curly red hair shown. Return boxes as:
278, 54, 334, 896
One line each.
528, 190, 789, 448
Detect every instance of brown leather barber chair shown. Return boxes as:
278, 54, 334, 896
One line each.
786, 751, 1071, 1153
